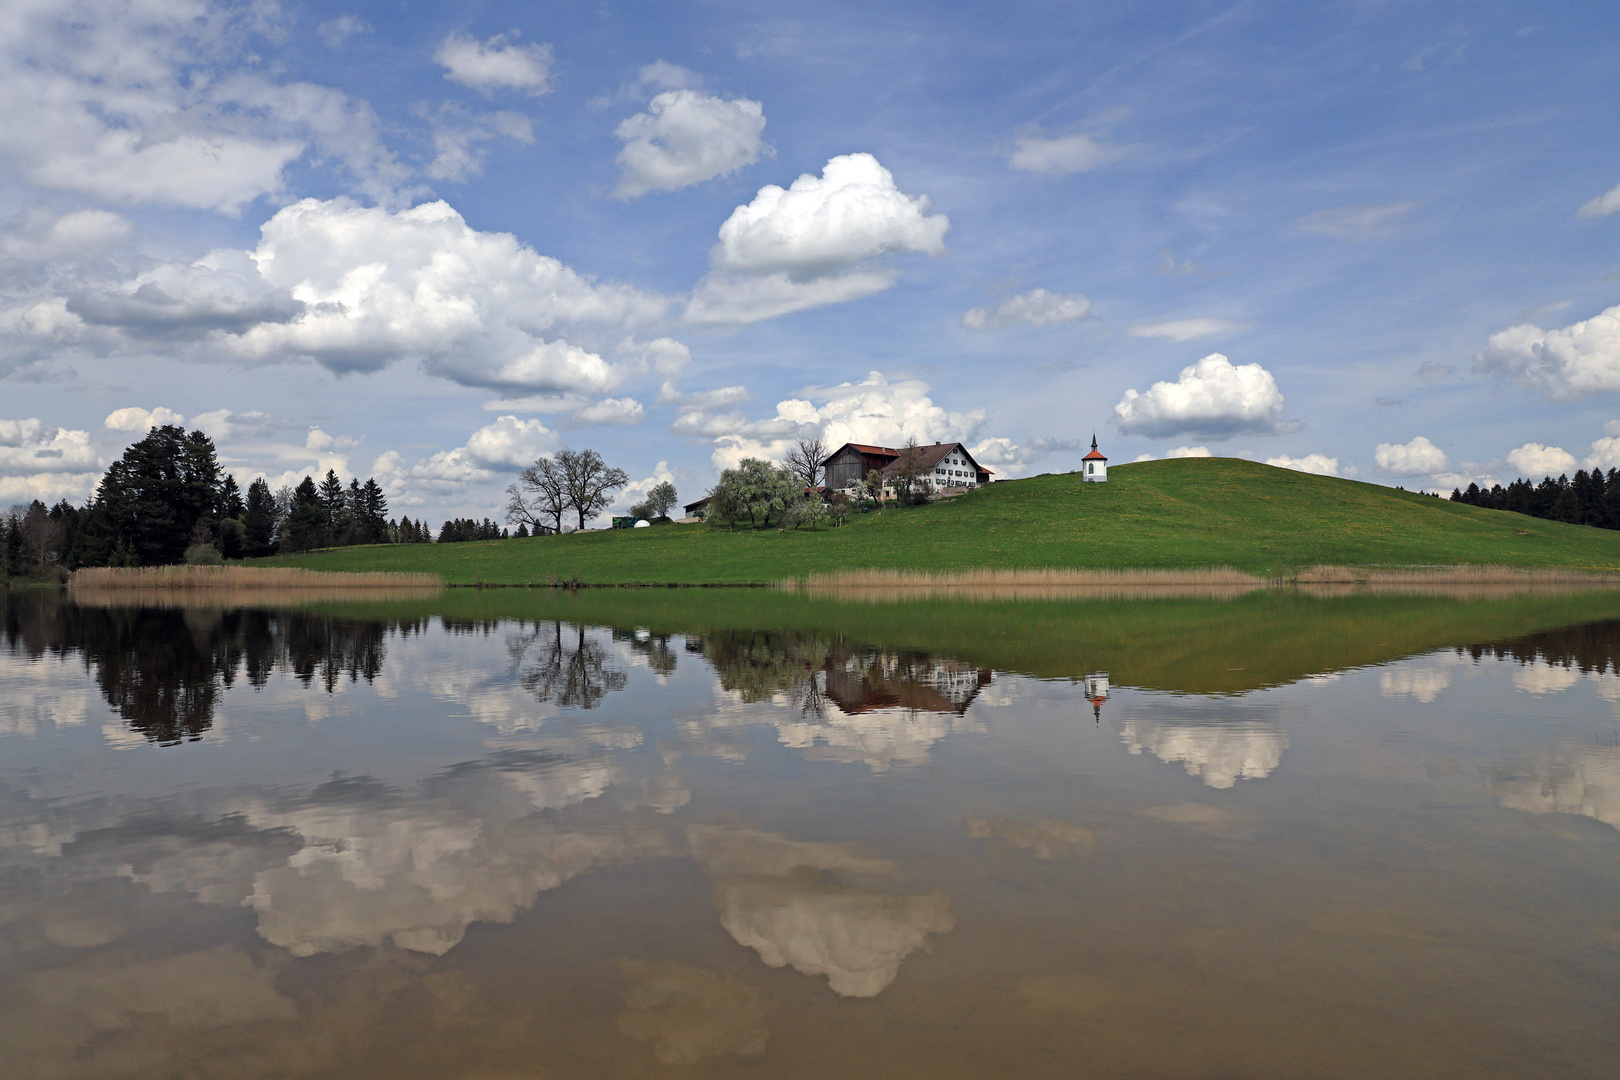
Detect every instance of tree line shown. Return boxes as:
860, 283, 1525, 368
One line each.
0, 423, 517, 579
1449, 468, 1620, 530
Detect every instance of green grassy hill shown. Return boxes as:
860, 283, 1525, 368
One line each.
255, 458, 1620, 585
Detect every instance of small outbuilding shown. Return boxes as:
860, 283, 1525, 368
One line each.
1082, 435, 1108, 482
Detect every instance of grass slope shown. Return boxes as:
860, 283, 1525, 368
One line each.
256, 458, 1620, 585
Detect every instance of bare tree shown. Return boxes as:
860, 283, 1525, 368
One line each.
785, 436, 829, 490
891, 438, 930, 504
19, 501, 64, 576
506, 456, 568, 535
558, 449, 629, 531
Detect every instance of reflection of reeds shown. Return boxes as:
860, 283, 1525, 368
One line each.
1282, 565, 1615, 585
782, 565, 1620, 603
70, 565, 441, 591
69, 586, 444, 609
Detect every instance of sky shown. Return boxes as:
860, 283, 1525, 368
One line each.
3, 0, 1620, 521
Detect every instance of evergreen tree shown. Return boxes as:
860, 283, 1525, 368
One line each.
242, 478, 279, 557
318, 470, 346, 540
83, 424, 224, 566
283, 476, 330, 552
220, 474, 245, 519
361, 478, 388, 543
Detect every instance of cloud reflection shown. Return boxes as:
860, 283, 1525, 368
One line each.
688, 826, 952, 997
1122, 703, 1288, 789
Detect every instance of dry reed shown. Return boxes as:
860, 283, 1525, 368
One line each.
781, 565, 1620, 603
70, 565, 441, 591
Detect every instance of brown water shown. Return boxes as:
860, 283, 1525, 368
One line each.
1, 591, 1617, 1078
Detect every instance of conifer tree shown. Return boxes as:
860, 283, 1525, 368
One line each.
284, 476, 330, 552
243, 478, 279, 557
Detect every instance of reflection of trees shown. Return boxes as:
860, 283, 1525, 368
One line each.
0, 593, 402, 745
508, 621, 628, 709
614, 627, 679, 676
698, 630, 832, 704
1465, 620, 1620, 676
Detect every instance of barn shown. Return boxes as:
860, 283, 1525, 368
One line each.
822, 442, 993, 495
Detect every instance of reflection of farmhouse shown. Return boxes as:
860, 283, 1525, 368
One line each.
822, 653, 994, 716
822, 442, 993, 497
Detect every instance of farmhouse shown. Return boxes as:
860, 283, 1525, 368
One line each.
822, 442, 993, 496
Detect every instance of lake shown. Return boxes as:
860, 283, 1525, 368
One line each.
2, 587, 1619, 1078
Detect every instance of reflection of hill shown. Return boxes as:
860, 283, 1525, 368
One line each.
456, 588, 1620, 695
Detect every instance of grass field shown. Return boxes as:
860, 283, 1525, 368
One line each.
253, 457, 1620, 585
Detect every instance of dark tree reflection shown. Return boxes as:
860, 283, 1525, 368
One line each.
0, 593, 407, 745
1464, 620, 1620, 675
508, 621, 628, 709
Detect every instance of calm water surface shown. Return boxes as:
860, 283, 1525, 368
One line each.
2, 589, 1618, 1078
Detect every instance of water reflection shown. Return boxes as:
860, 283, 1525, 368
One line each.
508, 620, 629, 709
0, 595, 400, 744
1121, 702, 1290, 788
688, 825, 954, 998
4, 594, 1620, 1077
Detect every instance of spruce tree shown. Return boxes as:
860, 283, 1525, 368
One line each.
284, 476, 330, 552
243, 478, 279, 557
318, 470, 346, 539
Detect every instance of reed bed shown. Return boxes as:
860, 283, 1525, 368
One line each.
70, 565, 441, 591
781, 565, 1620, 603
1281, 565, 1620, 586
790, 567, 1265, 589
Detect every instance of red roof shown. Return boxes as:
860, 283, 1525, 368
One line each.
1082, 449, 1108, 461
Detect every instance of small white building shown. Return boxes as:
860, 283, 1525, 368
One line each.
1082, 435, 1108, 482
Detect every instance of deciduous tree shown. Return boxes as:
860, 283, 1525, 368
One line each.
786, 437, 829, 489
558, 449, 628, 531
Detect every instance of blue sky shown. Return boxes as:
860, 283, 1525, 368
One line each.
4, 0, 1620, 519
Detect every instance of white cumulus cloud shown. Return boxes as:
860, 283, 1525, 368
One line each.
1374, 436, 1449, 476
1506, 443, 1578, 477
0, 0, 407, 214
104, 406, 185, 432
614, 91, 767, 198
675, 371, 985, 471
1113, 353, 1288, 439
1475, 304, 1620, 399
464, 415, 560, 468
70, 199, 673, 395
435, 32, 553, 96
1265, 453, 1341, 476
570, 398, 646, 427
0, 418, 102, 502
960, 289, 1090, 330
686, 154, 948, 325
968, 436, 1080, 478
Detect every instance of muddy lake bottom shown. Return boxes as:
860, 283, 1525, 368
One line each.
1, 588, 1618, 1078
